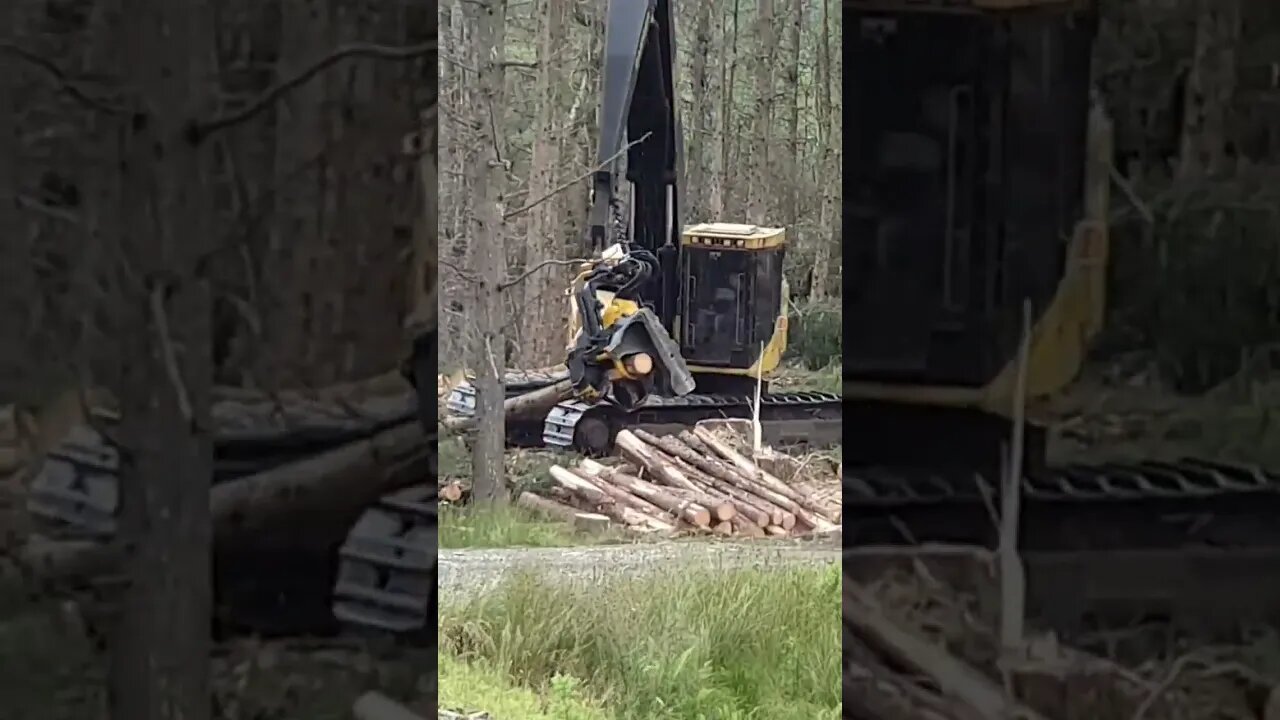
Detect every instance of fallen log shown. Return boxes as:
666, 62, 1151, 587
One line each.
439, 481, 464, 503
548, 465, 615, 508
643, 431, 781, 527
669, 487, 736, 522
573, 513, 613, 534
693, 425, 840, 524
21, 419, 432, 580
576, 460, 678, 531
549, 466, 674, 530
732, 516, 766, 538
516, 491, 580, 524
594, 466, 711, 528
440, 378, 572, 432
211, 421, 429, 541
614, 430, 703, 492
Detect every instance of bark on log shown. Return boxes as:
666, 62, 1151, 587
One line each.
732, 516, 766, 538
516, 491, 580, 524
669, 487, 736, 522
693, 425, 840, 524
210, 421, 429, 542
614, 430, 702, 492
642, 431, 781, 527
550, 467, 672, 529
548, 465, 614, 507
675, 471, 767, 527
440, 378, 572, 432
594, 466, 710, 528
705, 460, 816, 530
576, 460, 677, 527
677, 430, 794, 526
22, 421, 431, 580
352, 691, 427, 720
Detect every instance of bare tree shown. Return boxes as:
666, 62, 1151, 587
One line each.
467, 0, 511, 504
106, 0, 218, 717
521, 0, 570, 365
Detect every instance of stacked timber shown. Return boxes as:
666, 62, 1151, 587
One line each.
518, 425, 841, 538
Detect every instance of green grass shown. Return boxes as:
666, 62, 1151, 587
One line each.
440, 564, 842, 720
440, 653, 611, 720
440, 502, 598, 549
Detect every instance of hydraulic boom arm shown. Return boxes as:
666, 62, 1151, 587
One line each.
589, 0, 684, 328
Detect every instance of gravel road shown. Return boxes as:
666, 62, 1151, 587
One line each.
438, 538, 840, 605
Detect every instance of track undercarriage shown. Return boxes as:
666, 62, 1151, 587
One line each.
444, 368, 843, 454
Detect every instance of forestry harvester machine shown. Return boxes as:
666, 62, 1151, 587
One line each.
444, 0, 842, 454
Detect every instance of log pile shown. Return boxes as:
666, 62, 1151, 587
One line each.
518, 424, 841, 538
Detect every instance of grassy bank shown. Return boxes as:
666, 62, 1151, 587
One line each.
439, 502, 623, 548
439, 564, 842, 719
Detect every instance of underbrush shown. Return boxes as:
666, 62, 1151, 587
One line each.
439, 564, 842, 720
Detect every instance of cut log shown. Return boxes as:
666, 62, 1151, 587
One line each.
569, 466, 677, 532
439, 481, 464, 503
614, 430, 702, 492
440, 378, 572, 432
516, 491, 580, 524
573, 513, 613, 534
673, 468, 768, 527
548, 465, 614, 508
711, 521, 733, 536
765, 525, 789, 537
593, 466, 710, 528
553, 467, 676, 530
706, 461, 818, 531
20, 420, 431, 582
669, 487, 736, 522
352, 691, 426, 720
640, 431, 780, 528
576, 461, 678, 527
732, 516, 765, 538
693, 425, 840, 524
210, 420, 430, 543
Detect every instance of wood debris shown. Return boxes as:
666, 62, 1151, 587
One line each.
844, 549, 1273, 720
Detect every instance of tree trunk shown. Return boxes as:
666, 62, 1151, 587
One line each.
687, 0, 714, 219
718, 0, 741, 217
1178, 0, 1241, 178
785, 0, 805, 228
747, 0, 776, 224
810, 0, 836, 301
522, 0, 569, 365
468, 0, 510, 504
108, 1, 217, 718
